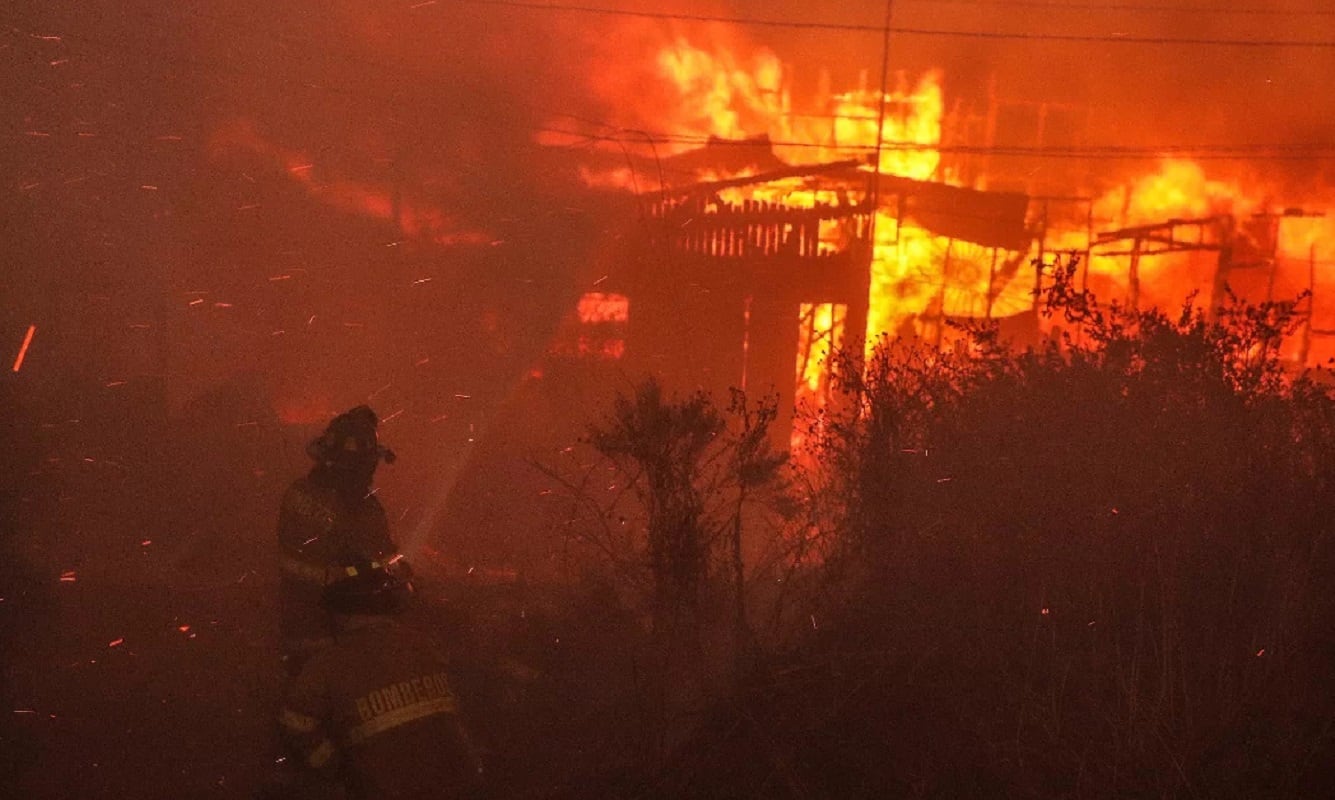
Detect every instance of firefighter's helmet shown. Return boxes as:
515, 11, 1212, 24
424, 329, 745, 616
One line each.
306, 405, 396, 466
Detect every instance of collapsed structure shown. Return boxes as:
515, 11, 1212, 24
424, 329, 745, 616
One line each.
601, 136, 1035, 439
556, 126, 1328, 448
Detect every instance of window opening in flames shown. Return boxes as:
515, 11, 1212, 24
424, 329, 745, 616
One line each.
554, 291, 629, 360
793, 302, 846, 449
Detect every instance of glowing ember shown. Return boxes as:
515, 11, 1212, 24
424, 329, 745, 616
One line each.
11, 324, 36, 372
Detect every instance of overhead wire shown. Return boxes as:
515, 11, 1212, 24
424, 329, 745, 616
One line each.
11, 8, 1335, 175
13, 22, 1335, 165
900, 0, 1335, 16
447, 0, 883, 32
151, 9, 1335, 161
448, 0, 1335, 46
543, 125, 1335, 160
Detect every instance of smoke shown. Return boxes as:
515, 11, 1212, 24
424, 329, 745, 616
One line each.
747, 0, 1335, 188
180, 1, 1334, 201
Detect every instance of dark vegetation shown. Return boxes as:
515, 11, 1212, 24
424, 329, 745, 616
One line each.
493, 257, 1335, 799
8, 256, 1334, 799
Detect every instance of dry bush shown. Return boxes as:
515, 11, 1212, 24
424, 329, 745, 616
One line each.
644, 257, 1335, 799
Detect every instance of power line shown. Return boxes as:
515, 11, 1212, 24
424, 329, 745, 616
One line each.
451, 0, 1335, 47
890, 26, 1335, 47
554, 128, 1335, 161
870, 0, 897, 220
13, 18, 1335, 166
19, 126, 1335, 162
901, 0, 1335, 16
449, 0, 881, 32
53, 6, 1326, 171
17, 117, 1335, 163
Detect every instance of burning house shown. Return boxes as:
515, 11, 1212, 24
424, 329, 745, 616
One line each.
541, 60, 1334, 447
567, 134, 1037, 443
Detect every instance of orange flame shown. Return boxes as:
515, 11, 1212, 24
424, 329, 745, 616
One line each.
563, 34, 1332, 374
1049, 159, 1333, 339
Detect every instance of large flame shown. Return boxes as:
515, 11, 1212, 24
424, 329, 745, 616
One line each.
563, 37, 970, 413
610, 41, 949, 364
555, 32, 1332, 396
1048, 159, 1333, 335
667, 61, 950, 418
656, 38, 786, 143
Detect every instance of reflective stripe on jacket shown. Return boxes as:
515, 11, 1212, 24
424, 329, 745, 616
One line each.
279, 618, 480, 799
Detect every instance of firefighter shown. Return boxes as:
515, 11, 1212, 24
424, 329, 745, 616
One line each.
279, 405, 406, 672
276, 564, 483, 799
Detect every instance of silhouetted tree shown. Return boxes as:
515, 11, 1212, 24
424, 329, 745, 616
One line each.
646, 256, 1335, 799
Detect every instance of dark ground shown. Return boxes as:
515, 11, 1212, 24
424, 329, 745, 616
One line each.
1, 454, 641, 800
0, 457, 522, 799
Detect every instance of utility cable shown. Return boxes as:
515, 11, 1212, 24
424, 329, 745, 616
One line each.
449, 0, 1335, 46
901, 0, 1335, 16
12, 22, 1335, 165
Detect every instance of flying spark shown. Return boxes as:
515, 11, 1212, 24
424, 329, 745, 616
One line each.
11, 325, 36, 372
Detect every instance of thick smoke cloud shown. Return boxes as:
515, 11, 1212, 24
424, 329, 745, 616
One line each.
745, 0, 1335, 189
168, 1, 1335, 198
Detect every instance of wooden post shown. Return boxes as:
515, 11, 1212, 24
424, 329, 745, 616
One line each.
1301, 243, 1315, 366
1037, 198, 1050, 269
987, 247, 998, 319
1083, 197, 1093, 294
1128, 238, 1142, 311
983, 73, 998, 190
936, 238, 954, 348
1209, 216, 1236, 320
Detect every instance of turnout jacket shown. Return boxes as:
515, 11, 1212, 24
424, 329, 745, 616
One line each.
278, 474, 399, 658
279, 617, 480, 799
